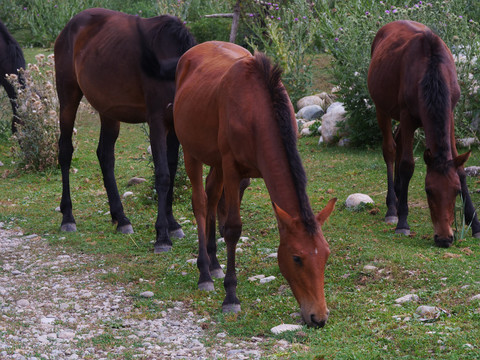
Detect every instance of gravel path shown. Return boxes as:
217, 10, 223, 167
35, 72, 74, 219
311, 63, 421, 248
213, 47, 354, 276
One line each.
0, 226, 292, 359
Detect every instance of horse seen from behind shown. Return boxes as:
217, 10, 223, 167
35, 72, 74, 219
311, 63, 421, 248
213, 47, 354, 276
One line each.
54, 8, 196, 252
0, 19, 25, 133
368, 20, 480, 247
174, 41, 336, 328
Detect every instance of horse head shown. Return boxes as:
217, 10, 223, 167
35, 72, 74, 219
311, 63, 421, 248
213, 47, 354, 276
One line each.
424, 149, 470, 247
274, 198, 336, 327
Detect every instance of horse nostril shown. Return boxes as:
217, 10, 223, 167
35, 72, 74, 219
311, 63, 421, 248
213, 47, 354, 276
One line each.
310, 314, 327, 328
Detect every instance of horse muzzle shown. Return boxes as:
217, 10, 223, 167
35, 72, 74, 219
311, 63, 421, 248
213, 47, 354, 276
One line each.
434, 234, 454, 248
302, 308, 329, 328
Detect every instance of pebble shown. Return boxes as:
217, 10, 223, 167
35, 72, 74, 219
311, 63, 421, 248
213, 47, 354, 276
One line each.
140, 291, 155, 298
260, 276, 276, 284
363, 265, 378, 272
271, 324, 302, 334
395, 294, 420, 304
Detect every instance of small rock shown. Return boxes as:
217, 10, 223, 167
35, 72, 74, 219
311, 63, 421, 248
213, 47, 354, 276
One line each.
470, 294, 480, 301
296, 95, 323, 110
122, 191, 134, 199
465, 166, 480, 177
345, 193, 374, 208
186, 259, 197, 264
57, 330, 75, 340
457, 137, 477, 148
16, 299, 30, 307
260, 276, 276, 284
363, 265, 378, 272
395, 294, 420, 304
0, 160, 3, 166
271, 324, 302, 334
415, 305, 440, 319
40, 317, 56, 325
140, 291, 154, 298
248, 275, 265, 281
128, 177, 147, 186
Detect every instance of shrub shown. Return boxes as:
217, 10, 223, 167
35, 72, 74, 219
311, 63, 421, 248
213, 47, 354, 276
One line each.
188, 17, 231, 43
242, 0, 318, 101
316, 0, 480, 147
8, 54, 60, 171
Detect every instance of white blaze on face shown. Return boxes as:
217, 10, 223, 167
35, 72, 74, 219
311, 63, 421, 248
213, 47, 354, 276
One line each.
315, 248, 318, 254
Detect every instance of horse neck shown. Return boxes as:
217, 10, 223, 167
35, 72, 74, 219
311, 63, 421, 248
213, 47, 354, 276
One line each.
422, 112, 454, 161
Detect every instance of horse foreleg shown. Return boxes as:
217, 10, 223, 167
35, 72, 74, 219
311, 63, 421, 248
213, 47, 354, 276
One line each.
149, 120, 173, 252
97, 117, 133, 234
185, 154, 214, 290
377, 110, 397, 224
394, 121, 415, 235
218, 178, 250, 237
205, 167, 225, 279
457, 168, 480, 237
166, 130, 184, 239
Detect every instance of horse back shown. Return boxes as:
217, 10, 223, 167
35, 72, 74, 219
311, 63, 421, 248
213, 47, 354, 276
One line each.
368, 20, 458, 122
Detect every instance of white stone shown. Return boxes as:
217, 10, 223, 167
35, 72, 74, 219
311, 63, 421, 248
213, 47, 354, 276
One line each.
186, 258, 197, 264
296, 95, 323, 110
415, 305, 440, 318
271, 324, 302, 334
248, 275, 265, 281
140, 291, 154, 298
345, 193, 374, 208
469, 294, 480, 301
395, 294, 420, 304
465, 166, 480, 177
122, 191, 134, 198
363, 265, 378, 272
260, 276, 276, 284
58, 330, 75, 339
16, 299, 30, 307
40, 317, 56, 325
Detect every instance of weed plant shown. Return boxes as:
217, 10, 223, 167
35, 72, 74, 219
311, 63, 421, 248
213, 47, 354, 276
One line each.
8, 53, 60, 171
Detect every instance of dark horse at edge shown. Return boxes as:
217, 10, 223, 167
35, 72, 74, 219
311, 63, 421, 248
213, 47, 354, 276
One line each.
368, 20, 480, 247
0, 19, 25, 133
54, 8, 196, 252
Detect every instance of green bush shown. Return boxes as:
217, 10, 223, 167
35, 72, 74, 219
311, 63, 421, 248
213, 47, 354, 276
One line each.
316, 0, 480, 147
188, 17, 231, 43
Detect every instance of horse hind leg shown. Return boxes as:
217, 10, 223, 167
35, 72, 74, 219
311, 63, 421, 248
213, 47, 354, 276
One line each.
97, 116, 133, 234
205, 167, 225, 279
184, 153, 215, 291
377, 110, 398, 224
166, 130, 185, 239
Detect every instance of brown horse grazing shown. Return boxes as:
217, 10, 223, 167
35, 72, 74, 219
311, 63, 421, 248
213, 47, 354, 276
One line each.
368, 20, 480, 247
54, 8, 196, 252
174, 41, 336, 328
0, 19, 25, 133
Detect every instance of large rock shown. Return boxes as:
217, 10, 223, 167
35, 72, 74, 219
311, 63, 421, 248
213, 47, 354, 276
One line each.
297, 95, 323, 110
296, 105, 324, 120
320, 102, 346, 144
345, 193, 374, 208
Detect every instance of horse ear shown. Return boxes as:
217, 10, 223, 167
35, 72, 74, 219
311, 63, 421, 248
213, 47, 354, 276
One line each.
424, 148, 433, 167
272, 202, 294, 231
316, 198, 337, 226
454, 151, 471, 169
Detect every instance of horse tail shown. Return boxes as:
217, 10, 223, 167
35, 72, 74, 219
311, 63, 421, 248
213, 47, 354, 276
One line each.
254, 52, 317, 235
137, 15, 196, 81
420, 30, 450, 154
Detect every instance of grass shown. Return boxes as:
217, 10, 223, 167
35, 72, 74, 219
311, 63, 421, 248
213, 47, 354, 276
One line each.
1, 50, 480, 359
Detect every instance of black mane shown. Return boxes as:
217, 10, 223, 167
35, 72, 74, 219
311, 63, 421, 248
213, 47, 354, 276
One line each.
138, 15, 196, 80
253, 52, 317, 235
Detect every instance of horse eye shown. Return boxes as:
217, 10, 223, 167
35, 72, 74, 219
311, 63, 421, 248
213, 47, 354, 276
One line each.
292, 256, 302, 265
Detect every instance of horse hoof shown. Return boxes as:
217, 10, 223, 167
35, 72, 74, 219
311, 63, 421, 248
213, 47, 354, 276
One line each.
198, 281, 214, 291
61, 223, 77, 232
169, 228, 185, 239
395, 228, 410, 236
210, 268, 225, 279
385, 216, 398, 225
222, 303, 241, 313
117, 224, 134, 234
154, 244, 172, 253
473, 232, 480, 239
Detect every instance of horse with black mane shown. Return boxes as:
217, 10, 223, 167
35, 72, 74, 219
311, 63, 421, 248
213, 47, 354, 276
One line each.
0, 19, 25, 133
54, 8, 196, 252
368, 20, 480, 247
174, 41, 336, 327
